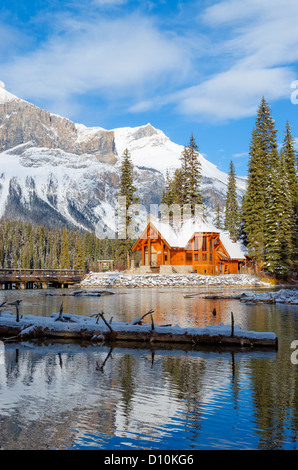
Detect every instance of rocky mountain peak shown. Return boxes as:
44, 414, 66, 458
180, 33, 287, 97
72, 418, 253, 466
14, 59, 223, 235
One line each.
0, 85, 116, 164
0, 86, 246, 233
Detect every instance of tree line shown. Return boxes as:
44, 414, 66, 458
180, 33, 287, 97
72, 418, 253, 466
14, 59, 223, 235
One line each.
158, 98, 297, 278
0, 97, 297, 278
0, 220, 123, 271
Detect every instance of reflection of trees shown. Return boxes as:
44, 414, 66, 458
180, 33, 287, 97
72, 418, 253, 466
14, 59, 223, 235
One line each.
117, 354, 138, 427
160, 352, 243, 445
248, 307, 298, 449
1, 296, 298, 450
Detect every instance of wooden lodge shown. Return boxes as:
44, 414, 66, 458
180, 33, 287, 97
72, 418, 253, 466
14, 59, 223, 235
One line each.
132, 217, 247, 275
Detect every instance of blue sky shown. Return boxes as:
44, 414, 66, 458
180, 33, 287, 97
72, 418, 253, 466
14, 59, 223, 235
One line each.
1, 0, 298, 176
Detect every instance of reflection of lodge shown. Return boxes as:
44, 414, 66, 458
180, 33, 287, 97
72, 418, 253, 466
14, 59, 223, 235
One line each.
132, 217, 247, 275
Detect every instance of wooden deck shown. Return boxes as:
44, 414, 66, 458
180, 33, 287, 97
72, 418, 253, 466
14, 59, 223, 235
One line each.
0, 268, 85, 289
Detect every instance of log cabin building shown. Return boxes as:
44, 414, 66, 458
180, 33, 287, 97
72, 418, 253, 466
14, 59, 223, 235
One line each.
132, 217, 247, 275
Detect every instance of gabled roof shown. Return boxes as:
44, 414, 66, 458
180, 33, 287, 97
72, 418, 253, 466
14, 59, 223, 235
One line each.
134, 216, 246, 260
219, 231, 247, 260
154, 217, 220, 248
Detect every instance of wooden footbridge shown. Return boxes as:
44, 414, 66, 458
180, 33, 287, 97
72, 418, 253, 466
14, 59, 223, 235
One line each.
0, 268, 85, 290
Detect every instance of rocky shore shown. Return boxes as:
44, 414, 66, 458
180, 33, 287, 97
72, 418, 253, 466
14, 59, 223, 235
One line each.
79, 272, 266, 288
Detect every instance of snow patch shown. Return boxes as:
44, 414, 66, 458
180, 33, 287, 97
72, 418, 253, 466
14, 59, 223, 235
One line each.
80, 273, 264, 288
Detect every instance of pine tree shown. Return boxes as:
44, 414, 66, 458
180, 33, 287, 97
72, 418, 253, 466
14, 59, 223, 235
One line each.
73, 236, 85, 271
116, 148, 138, 268
213, 203, 223, 230
264, 151, 294, 276
224, 160, 240, 241
160, 168, 185, 221
179, 133, 204, 217
282, 121, 298, 253
60, 227, 71, 269
161, 169, 173, 205
243, 97, 278, 267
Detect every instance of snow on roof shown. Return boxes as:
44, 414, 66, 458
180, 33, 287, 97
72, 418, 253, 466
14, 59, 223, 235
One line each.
219, 231, 246, 260
148, 217, 246, 260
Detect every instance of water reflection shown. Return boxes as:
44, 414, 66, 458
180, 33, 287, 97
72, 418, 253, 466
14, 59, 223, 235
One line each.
0, 287, 297, 450
1, 339, 296, 450
0, 286, 282, 329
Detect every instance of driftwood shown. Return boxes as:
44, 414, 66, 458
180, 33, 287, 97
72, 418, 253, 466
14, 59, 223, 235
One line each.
47, 289, 115, 297
0, 321, 278, 350
131, 309, 154, 325
7, 300, 22, 322
0, 301, 7, 316
0, 307, 278, 350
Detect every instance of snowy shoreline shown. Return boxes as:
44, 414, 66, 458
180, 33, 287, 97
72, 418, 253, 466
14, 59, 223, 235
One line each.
79, 273, 267, 289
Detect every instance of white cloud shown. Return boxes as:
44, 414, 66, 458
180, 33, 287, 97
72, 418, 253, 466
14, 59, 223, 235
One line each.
176, 0, 298, 121
1, 12, 190, 117
1, 0, 298, 123
92, 0, 128, 5
233, 152, 248, 159
172, 66, 294, 122
132, 0, 298, 122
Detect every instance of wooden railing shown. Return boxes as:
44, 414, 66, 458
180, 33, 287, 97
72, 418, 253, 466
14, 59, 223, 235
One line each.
0, 268, 85, 282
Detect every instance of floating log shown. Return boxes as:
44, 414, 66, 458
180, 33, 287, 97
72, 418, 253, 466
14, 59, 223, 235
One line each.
0, 309, 278, 350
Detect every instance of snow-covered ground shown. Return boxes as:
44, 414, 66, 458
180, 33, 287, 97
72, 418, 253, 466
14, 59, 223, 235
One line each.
79, 272, 265, 288
239, 289, 298, 304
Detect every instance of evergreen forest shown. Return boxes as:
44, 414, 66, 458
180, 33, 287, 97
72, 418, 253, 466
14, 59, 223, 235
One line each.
0, 97, 297, 278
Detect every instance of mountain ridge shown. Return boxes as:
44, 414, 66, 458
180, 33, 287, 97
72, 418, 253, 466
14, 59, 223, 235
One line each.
0, 83, 246, 234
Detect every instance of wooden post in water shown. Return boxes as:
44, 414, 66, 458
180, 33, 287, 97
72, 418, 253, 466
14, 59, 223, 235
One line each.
8, 300, 22, 322
231, 312, 234, 337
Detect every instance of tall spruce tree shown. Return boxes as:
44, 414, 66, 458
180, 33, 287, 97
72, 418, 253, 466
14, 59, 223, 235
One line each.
116, 148, 138, 268
161, 168, 184, 220
73, 236, 85, 270
282, 121, 298, 252
179, 133, 204, 216
264, 150, 294, 276
213, 203, 223, 230
243, 97, 278, 267
161, 169, 174, 206
60, 227, 71, 269
224, 160, 240, 241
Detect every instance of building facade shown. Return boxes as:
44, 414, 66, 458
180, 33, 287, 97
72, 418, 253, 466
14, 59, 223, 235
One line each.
132, 217, 247, 275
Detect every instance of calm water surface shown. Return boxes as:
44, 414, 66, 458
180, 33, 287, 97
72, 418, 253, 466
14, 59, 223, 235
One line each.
0, 286, 297, 450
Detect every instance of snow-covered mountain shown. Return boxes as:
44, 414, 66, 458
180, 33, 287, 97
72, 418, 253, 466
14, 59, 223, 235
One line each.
0, 82, 246, 234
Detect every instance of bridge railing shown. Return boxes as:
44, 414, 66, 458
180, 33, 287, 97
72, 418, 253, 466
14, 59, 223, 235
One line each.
0, 268, 85, 278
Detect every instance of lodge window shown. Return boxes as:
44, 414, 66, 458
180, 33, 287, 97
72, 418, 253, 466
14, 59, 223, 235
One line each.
194, 253, 198, 261
202, 253, 207, 261
210, 253, 213, 262
194, 236, 199, 250
202, 236, 207, 251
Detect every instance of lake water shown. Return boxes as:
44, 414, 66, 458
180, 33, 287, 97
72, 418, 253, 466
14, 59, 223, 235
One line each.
0, 286, 297, 450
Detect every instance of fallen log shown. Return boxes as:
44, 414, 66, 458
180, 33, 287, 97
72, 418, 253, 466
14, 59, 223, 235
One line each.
0, 309, 278, 349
